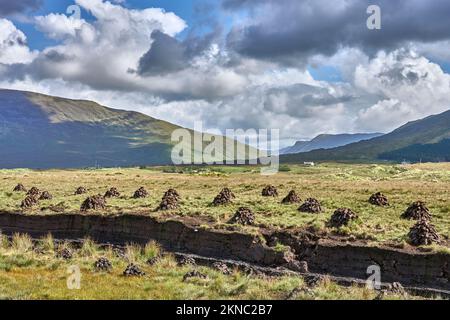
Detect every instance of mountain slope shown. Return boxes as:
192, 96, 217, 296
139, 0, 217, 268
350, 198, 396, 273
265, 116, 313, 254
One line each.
281, 109, 450, 163
280, 133, 383, 154
0, 89, 253, 169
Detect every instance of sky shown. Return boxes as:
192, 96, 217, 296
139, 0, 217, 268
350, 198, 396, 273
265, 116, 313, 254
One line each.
1, 0, 450, 147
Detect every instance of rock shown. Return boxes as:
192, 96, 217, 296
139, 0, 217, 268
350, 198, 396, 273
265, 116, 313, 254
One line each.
212, 262, 232, 275
39, 191, 53, 200
228, 207, 255, 226
304, 275, 325, 288
94, 257, 112, 271
157, 190, 180, 211
26, 187, 40, 197
21, 195, 39, 209
75, 187, 87, 195
408, 219, 440, 246
123, 263, 146, 277
328, 208, 358, 228
80, 195, 107, 211
57, 248, 73, 260
183, 270, 208, 282
281, 190, 301, 204
402, 201, 432, 220
298, 198, 322, 213
104, 187, 120, 198
13, 183, 27, 192
369, 192, 389, 206
212, 188, 235, 206
262, 185, 278, 197
132, 187, 148, 199
178, 256, 196, 266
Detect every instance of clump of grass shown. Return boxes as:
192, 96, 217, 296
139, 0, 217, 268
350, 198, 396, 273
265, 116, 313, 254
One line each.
38, 234, 55, 253
11, 233, 33, 254
0, 232, 9, 249
142, 241, 161, 260
80, 238, 99, 258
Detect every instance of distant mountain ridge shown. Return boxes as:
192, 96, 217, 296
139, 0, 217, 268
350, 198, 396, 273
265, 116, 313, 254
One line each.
280, 133, 383, 154
0, 89, 254, 169
281, 109, 450, 163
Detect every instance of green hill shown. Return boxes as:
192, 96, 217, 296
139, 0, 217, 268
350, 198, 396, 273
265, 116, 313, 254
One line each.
281, 109, 450, 163
0, 89, 254, 169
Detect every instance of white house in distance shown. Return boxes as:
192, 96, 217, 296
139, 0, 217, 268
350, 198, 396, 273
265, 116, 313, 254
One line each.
304, 162, 315, 166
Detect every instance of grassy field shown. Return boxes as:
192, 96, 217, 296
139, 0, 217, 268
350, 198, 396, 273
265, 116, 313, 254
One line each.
0, 234, 425, 300
0, 163, 449, 247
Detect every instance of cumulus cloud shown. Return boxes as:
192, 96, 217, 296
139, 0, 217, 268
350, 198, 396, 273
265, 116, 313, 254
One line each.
224, 0, 450, 65
355, 50, 450, 131
0, 19, 36, 64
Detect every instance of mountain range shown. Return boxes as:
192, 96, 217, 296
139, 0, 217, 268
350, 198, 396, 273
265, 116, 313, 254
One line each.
280, 133, 383, 155
281, 109, 450, 163
0, 89, 253, 169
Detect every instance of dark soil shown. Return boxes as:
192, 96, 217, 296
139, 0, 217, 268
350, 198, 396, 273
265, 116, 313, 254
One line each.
104, 187, 120, 198
41, 202, 68, 213
282, 190, 301, 204
26, 187, 40, 197
328, 208, 358, 228
298, 198, 322, 213
13, 183, 27, 192
80, 195, 107, 211
402, 201, 432, 220
408, 219, 440, 246
21, 195, 39, 209
123, 264, 146, 277
39, 191, 53, 200
262, 185, 278, 197
183, 270, 208, 282
228, 207, 255, 226
133, 187, 149, 199
75, 187, 87, 195
94, 257, 112, 271
212, 188, 235, 206
369, 192, 389, 206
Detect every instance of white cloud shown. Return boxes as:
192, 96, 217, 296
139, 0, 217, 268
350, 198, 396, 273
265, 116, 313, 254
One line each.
0, 18, 36, 64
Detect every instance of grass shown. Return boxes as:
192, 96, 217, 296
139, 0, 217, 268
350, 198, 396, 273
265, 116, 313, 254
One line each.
0, 234, 428, 300
0, 163, 448, 247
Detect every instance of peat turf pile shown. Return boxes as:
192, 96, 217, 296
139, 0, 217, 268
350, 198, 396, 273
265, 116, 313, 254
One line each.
123, 264, 146, 277
183, 270, 208, 282
104, 187, 120, 198
133, 187, 149, 199
157, 189, 180, 211
369, 192, 389, 206
262, 185, 278, 197
402, 201, 432, 220
213, 262, 232, 275
282, 190, 301, 204
26, 187, 40, 197
13, 183, 27, 192
57, 248, 73, 260
39, 191, 53, 200
94, 257, 112, 271
408, 219, 440, 246
298, 198, 322, 213
75, 187, 87, 195
328, 208, 358, 228
228, 207, 255, 226
80, 195, 107, 211
21, 195, 39, 209
212, 188, 235, 206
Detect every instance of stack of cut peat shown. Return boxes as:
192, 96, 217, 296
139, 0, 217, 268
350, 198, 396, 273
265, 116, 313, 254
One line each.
402, 201, 439, 246
133, 187, 148, 199
369, 192, 389, 206
157, 189, 180, 211
281, 190, 301, 204
212, 188, 235, 206
13, 183, 27, 192
228, 207, 255, 226
328, 208, 358, 228
298, 198, 322, 213
262, 185, 278, 197
402, 201, 432, 220
104, 187, 120, 198
80, 195, 107, 211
